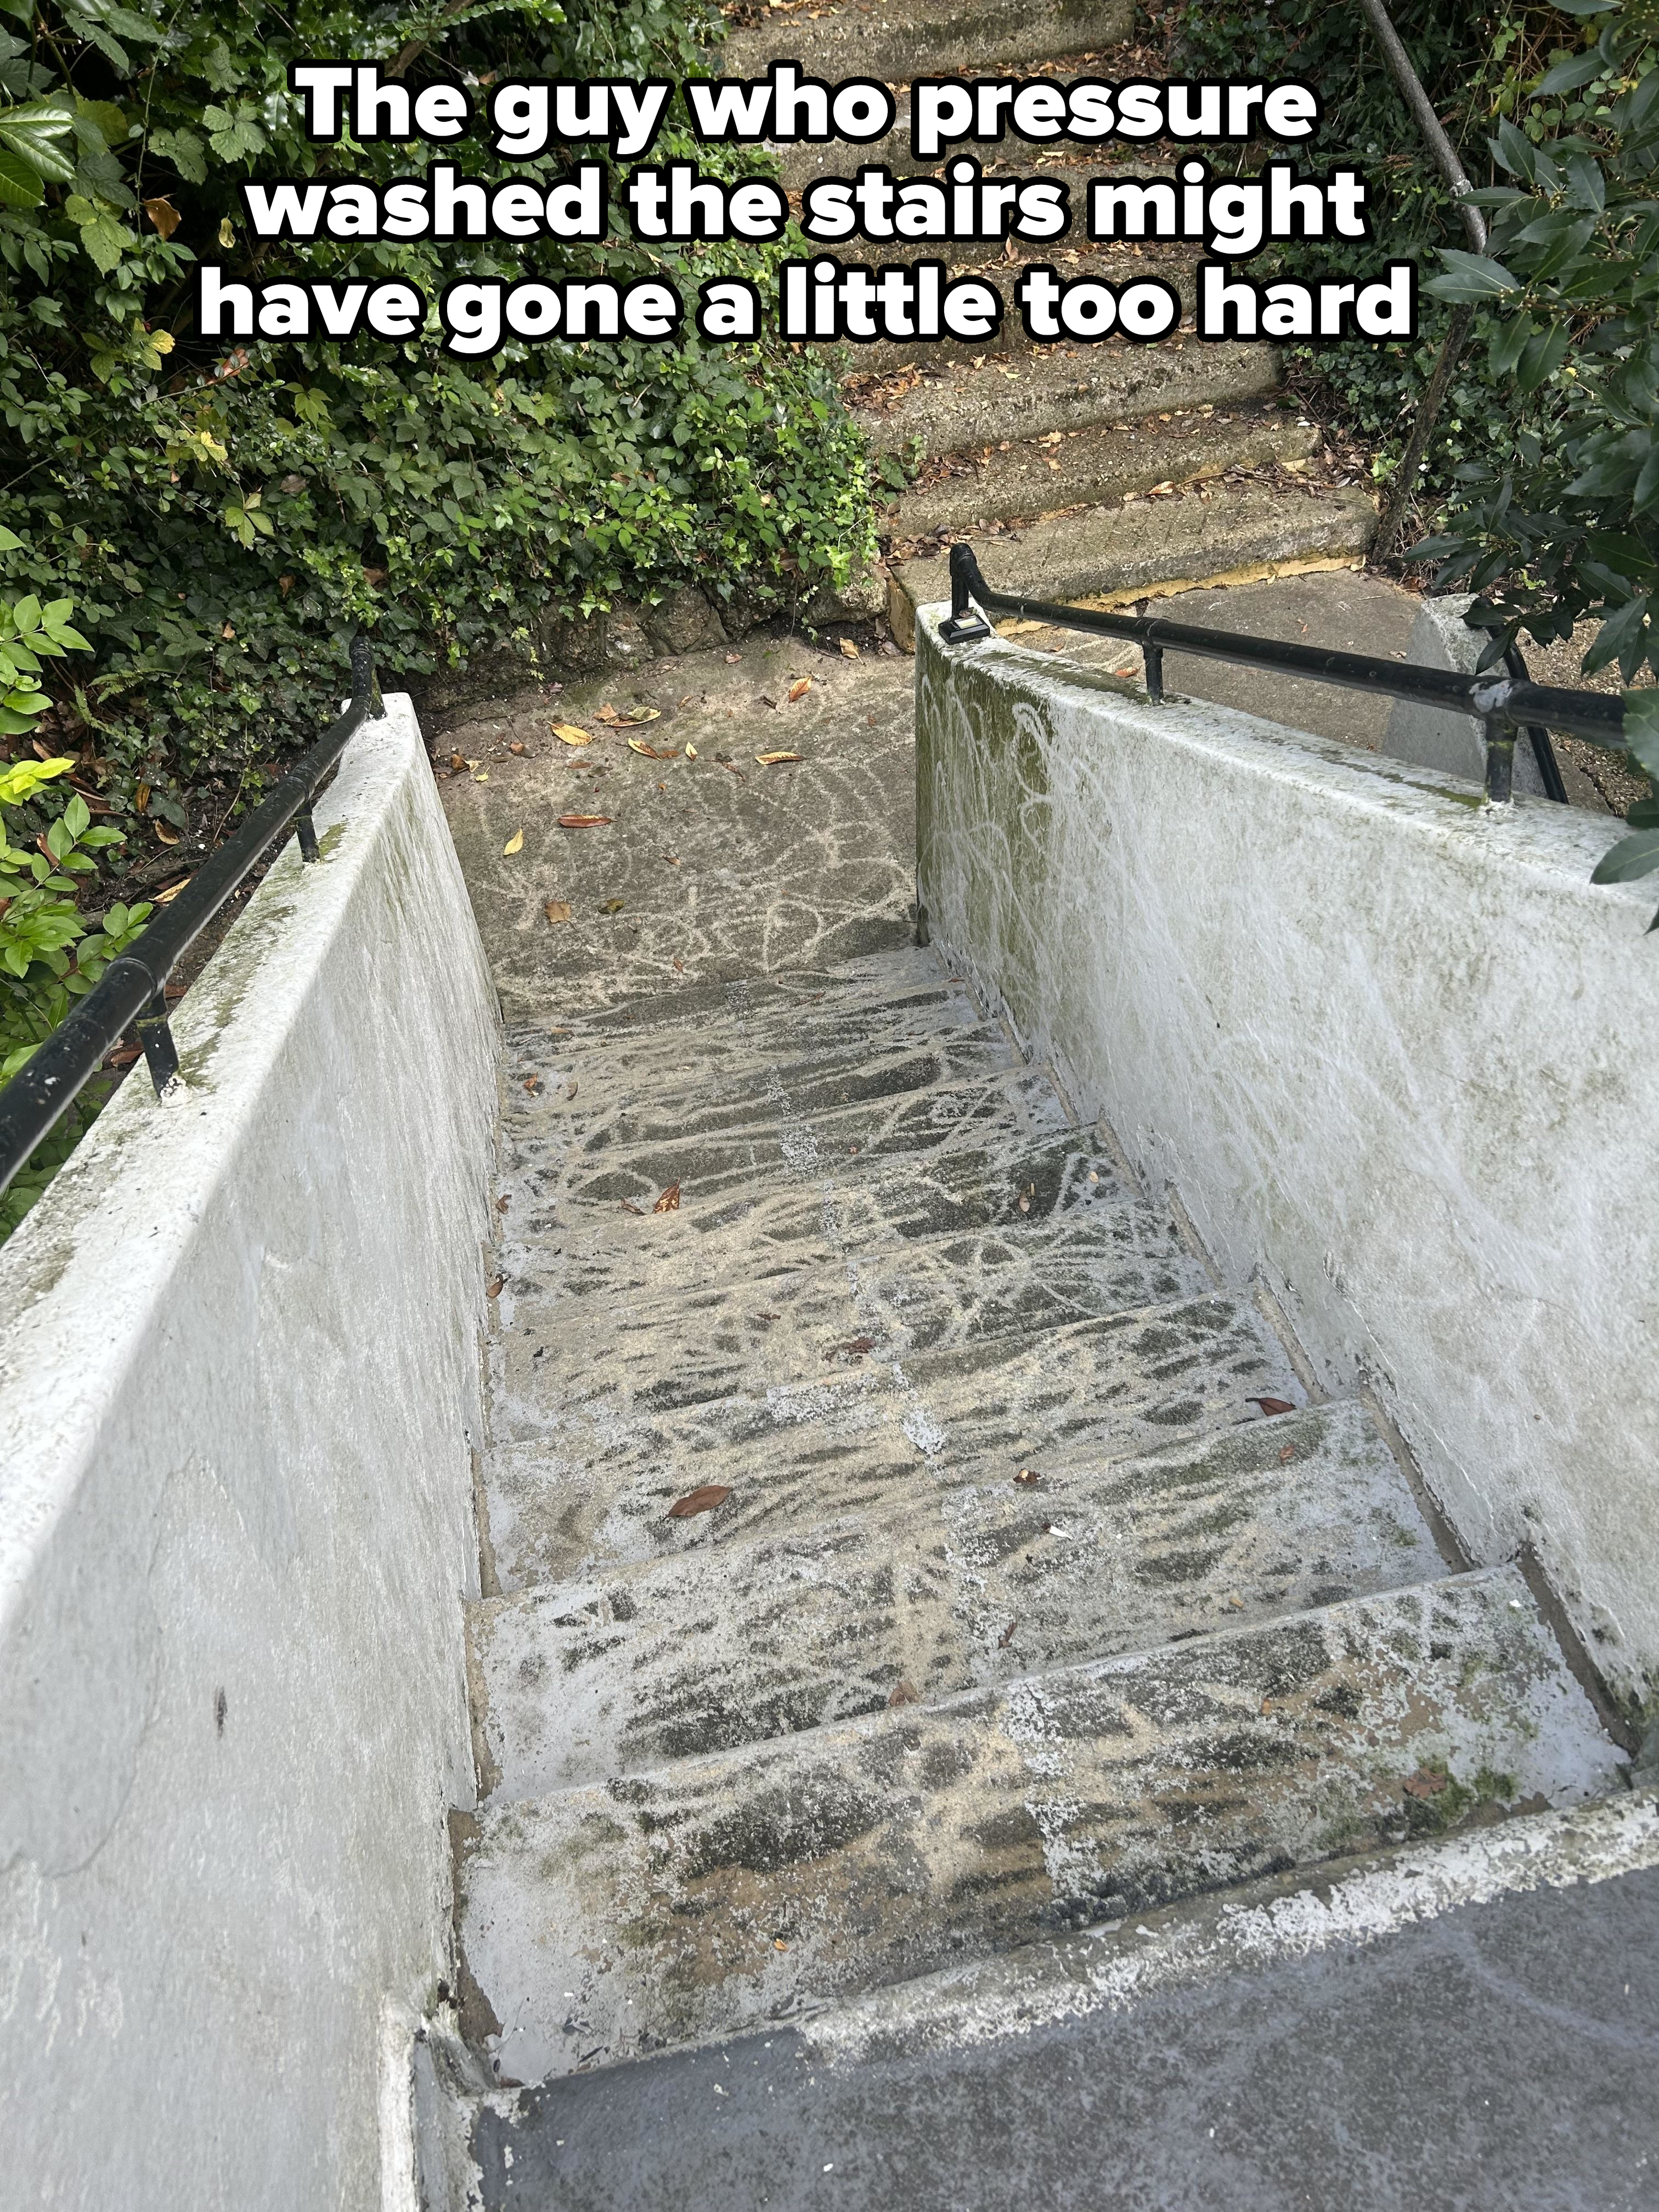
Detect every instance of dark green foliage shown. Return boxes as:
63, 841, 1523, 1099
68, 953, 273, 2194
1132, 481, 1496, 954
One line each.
0, 0, 876, 853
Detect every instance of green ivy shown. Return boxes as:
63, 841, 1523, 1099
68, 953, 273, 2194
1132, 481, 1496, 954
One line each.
0, 0, 877, 867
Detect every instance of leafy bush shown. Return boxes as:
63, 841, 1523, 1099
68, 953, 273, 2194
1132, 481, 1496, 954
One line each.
0, 0, 876, 868
1415, 0, 1659, 901
0, 571, 150, 1234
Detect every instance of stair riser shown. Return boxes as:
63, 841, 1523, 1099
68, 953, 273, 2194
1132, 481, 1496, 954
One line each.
473, 1401, 1446, 1794
459, 1568, 1623, 2084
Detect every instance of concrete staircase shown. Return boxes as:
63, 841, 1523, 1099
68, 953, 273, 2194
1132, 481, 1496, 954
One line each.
439, 946, 1629, 2190
722, 0, 1377, 645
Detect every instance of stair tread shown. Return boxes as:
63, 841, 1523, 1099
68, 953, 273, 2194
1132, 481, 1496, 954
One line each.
473, 1398, 1450, 1796
494, 1130, 1141, 1314
721, 0, 1132, 83
501, 1062, 1074, 1221
890, 479, 1378, 648
457, 1563, 1626, 2083
482, 1290, 1300, 1590
854, 338, 1280, 456
495, 1198, 1212, 1417
889, 407, 1318, 545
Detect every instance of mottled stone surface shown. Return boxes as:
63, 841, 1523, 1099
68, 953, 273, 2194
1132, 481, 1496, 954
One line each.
459, 1565, 1623, 2081
475, 1400, 1448, 1796
437, 638, 919, 1022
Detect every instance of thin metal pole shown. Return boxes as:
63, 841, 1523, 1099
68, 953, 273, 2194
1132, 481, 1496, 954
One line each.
1356, 0, 1488, 568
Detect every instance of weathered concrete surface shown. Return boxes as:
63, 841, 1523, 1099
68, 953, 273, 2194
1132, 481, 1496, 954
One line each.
890, 409, 1317, 542
464, 1793, 1659, 2211
891, 482, 1376, 650
437, 638, 918, 1021
915, 608, 1659, 1705
856, 340, 1280, 458
721, 0, 1131, 82
0, 699, 498, 2211
473, 1398, 1446, 1795
459, 1565, 1620, 2081
484, 1291, 1299, 1590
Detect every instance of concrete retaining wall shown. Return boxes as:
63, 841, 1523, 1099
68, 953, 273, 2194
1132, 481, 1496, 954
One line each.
916, 611, 1659, 1712
0, 696, 500, 2210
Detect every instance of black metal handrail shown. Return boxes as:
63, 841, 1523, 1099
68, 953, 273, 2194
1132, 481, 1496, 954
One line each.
934, 541, 1625, 797
0, 634, 384, 1201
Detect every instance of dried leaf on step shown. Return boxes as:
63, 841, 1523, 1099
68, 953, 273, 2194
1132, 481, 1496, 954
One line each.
1403, 1767, 1449, 1799
1248, 1396, 1296, 1416
502, 828, 523, 855
998, 1618, 1018, 1649
544, 900, 572, 923
887, 1679, 918, 1708
684, 742, 698, 760
667, 1483, 730, 1519
838, 637, 860, 659
485, 1277, 503, 1297
653, 1182, 681, 1213
608, 704, 662, 727
1014, 1468, 1041, 1487
619, 1199, 645, 1215
154, 823, 180, 845
558, 814, 613, 828
154, 876, 192, 906
823, 1334, 876, 1362
628, 737, 680, 759
600, 898, 625, 913
508, 741, 526, 757
787, 677, 810, 701
553, 724, 594, 746
522, 1076, 540, 1093
449, 752, 466, 771
1278, 1444, 1296, 1464
755, 750, 804, 766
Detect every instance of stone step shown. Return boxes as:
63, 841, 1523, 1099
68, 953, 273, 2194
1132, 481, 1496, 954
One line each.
497, 1129, 1141, 1317
854, 337, 1280, 456
482, 1290, 1299, 1590
889, 478, 1379, 650
456, 1564, 1626, 2083
500, 1060, 1072, 1222
507, 1019, 1020, 1158
510, 950, 984, 1085
494, 1194, 1211, 1418
777, 130, 1175, 194
721, 0, 1132, 87
888, 404, 1318, 545
453, 1792, 1659, 2207
472, 1398, 1448, 1796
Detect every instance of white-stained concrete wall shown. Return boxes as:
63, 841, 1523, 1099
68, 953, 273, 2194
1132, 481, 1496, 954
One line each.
0, 696, 500, 2210
916, 611, 1659, 1712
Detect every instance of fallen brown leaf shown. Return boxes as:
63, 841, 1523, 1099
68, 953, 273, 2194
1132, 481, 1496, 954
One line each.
1278, 1444, 1297, 1464
552, 724, 593, 746
653, 1182, 681, 1214
485, 1277, 504, 1298
619, 1199, 645, 1215
1248, 1396, 1296, 1416
887, 1679, 919, 1708
496, 1195, 510, 1212
667, 1483, 730, 1519
684, 742, 698, 760
628, 737, 680, 759
566, 1080, 578, 1099
824, 1334, 876, 1362
502, 828, 523, 855
143, 195, 181, 239
558, 814, 613, 828
449, 752, 466, 771
522, 1076, 540, 1093
724, 652, 742, 663
755, 750, 804, 766
838, 636, 860, 659
998, 1619, 1018, 1649
544, 900, 572, 923
787, 677, 811, 701
154, 823, 180, 845
508, 741, 527, 757
600, 898, 625, 913
1014, 1468, 1041, 1487
1403, 1768, 1449, 1799
154, 876, 192, 906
